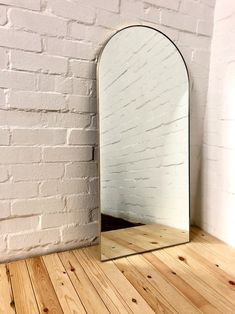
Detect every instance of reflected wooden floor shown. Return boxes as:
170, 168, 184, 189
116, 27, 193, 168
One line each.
101, 223, 189, 260
1, 227, 235, 313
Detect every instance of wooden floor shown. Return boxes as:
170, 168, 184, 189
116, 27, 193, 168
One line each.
1, 227, 235, 314
101, 223, 189, 260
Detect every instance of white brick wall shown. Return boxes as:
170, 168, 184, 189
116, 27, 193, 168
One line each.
0, 0, 215, 262
196, 0, 235, 248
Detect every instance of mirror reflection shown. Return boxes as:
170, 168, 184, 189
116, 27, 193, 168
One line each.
98, 26, 189, 261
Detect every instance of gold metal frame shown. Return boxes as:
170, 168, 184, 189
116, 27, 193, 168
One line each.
96, 25, 191, 261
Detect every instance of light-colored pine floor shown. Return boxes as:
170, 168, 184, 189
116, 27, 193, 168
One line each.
101, 223, 189, 260
1, 226, 235, 313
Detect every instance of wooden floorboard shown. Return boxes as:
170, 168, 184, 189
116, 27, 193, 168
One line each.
1, 227, 235, 314
101, 223, 189, 260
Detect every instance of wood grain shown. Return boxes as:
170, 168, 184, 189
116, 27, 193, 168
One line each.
101, 223, 189, 260
43, 253, 86, 314
8, 260, 38, 314
26, 257, 63, 314
74, 247, 132, 313
0, 264, 16, 314
59, 250, 109, 314
86, 246, 155, 314
1, 227, 235, 314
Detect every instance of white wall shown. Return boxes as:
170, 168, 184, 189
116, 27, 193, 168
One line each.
196, 0, 235, 247
0, 0, 215, 262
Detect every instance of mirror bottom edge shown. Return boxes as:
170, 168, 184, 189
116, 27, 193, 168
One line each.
101, 223, 189, 261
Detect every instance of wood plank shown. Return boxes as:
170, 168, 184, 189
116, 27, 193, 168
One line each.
0, 264, 15, 314
102, 223, 189, 260
74, 248, 133, 313
26, 257, 63, 314
43, 253, 86, 314
185, 239, 235, 278
125, 254, 201, 313
86, 246, 155, 314
114, 256, 177, 313
191, 226, 235, 262
155, 250, 235, 314
165, 245, 235, 307
144, 251, 221, 313
0, 227, 235, 314
59, 250, 109, 314
101, 235, 135, 260
8, 260, 38, 314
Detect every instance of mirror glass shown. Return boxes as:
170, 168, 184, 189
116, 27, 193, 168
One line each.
98, 25, 189, 261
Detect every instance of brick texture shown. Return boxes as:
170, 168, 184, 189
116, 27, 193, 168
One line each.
0, 0, 215, 262
197, 0, 235, 248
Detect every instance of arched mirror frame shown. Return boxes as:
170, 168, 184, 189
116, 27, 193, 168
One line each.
96, 25, 190, 261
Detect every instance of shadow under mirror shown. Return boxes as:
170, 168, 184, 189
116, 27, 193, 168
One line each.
97, 25, 190, 261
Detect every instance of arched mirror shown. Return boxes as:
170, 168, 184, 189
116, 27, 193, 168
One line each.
97, 25, 190, 261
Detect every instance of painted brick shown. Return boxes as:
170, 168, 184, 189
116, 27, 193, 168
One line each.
0, 70, 36, 91
0, 216, 39, 235
38, 74, 55, 92
0, 5, 7, 25
72, 78, 90, 96
121, 0, 144, 17
68, 129, 97, 145
9, 8, 67, 36
0, 182, 38, 199
144, 0, 180, 10
66, 194, 98, 210
89, 178, 99, 194
180, 0, 214, 20
161, 10, 197, 33
0, 201, 10, 218
65, 162, 97, 178
12, 128, 66, 145
47, 0, 95, 24
9, 91, 66, 111
43, 146, 92, 162
41, 210, 90, 229
70, 60, 96, 79
96, 9, 124, 29
70, 23, 109, 44
61, 222, 98, 243
0, 166, 8, 182
12, 197, 65, 215
11, 163, 64, 181
41, 112, 91, 128
39, 179, 89, 196
178, 32, 211, 49
67, 95, 97, 113
86, 0, 120, 13
0, 129, 10, 145
8, 229, 61, 251
39, 180, 60, 197
0, 147, 40, 163
90, 116, 97, 129
59, 179, 89, 195
142, 5, 161, 23
0, 48, 8, 69
0, 89, 4, 108
0, 235, 6, 252
11, 50, 67, 74
0, 110, 41, 128
197, 20, 213, 36
0, 0, 41, 10
55, 77, 73, 94
0, 28, 41, 51
47, 37, 94, 60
